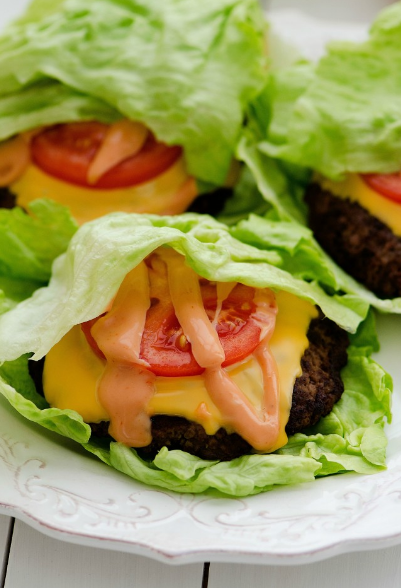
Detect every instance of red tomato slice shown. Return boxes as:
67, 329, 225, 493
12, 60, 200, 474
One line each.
362, 173, 401, 204
81, 284, 262, 377
140, 299, 202, 377
31, 122, 182, 189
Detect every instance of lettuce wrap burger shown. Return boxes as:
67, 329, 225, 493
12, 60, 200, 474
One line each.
0, 0, 267, 223
235, 3, 401, 314
0, 212, 391, 496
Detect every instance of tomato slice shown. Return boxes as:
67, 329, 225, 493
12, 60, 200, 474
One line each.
81, 283, 262, 377
362, 173, 401, 204
140, 298, 202, 377
31, 122, 182, 189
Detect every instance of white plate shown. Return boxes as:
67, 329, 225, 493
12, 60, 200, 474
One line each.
2, 8, 401, 566
1, 312, 400, 565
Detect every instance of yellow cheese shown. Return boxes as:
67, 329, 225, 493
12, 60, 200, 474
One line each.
317, 173, 401, 237
268, 291, 317, 450
43, 326, 108, 422
43, 291, 317, 451
11, 158, 191, 225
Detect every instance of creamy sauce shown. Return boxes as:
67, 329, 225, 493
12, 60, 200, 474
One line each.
165, 251, 225, 368
97, 363, 155, 446
202, 288, 279, 451
0, 135, 30, 186
162, 253, 280, 449
92, 263, 150, 366
87, 120, 149, 184
91, 262, 154, 447
97, 250, 279, 450
212, 282, 236, 327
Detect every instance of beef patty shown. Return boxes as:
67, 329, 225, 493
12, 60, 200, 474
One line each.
187, 187, 233, 216
87, 315, 349, 461
0, 187, 17, 209
306, 183, 401, 299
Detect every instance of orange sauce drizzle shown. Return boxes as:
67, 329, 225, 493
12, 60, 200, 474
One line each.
91, 262, 155, 446
91, 250, 281, 451
0, 135, 31, 186
164, 251, 225, 368
87, 119, 149, 185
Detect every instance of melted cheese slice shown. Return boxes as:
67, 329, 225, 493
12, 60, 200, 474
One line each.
11, 158, 194, 225
43, 291, 317, 452
317, 174, 401, 238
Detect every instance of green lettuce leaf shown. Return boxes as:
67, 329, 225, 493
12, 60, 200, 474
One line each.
0, 198, 77, 312
0, 81, 119, 141
259, 3, 401, 179
0, 213, 391, 495
0, 0, 267, 184
105, 446, 321, 495
0, 199, 78, 283
0, 212, 370, 366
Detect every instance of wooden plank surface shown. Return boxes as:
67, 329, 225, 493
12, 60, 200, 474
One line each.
4, 520, 204, 588
0, 516, 12, 586
209, 547, 401, 588
4, 519, 401, 588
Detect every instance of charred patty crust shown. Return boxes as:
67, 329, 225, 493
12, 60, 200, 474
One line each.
285, 315, 349, 436
306, 183, 401, 299
84, 315, 349, 461
92, 416, 251, 462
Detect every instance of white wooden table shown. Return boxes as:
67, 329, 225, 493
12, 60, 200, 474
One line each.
1, 513, 401, 587
1, 0, 400, 586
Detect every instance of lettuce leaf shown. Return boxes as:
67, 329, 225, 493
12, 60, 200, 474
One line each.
0, 81, 120, 141
258, 3, 401, 179
0, 199, 77, 312
0, 211, 371, 366
0, 0, 267, 185
0, 308, 391, 496
0, 199, 78, 283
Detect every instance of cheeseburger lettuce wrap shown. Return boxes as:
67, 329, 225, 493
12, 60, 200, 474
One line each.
227, 3, 401, 315
0, 212, 391, 496
0, 0, 267, 223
